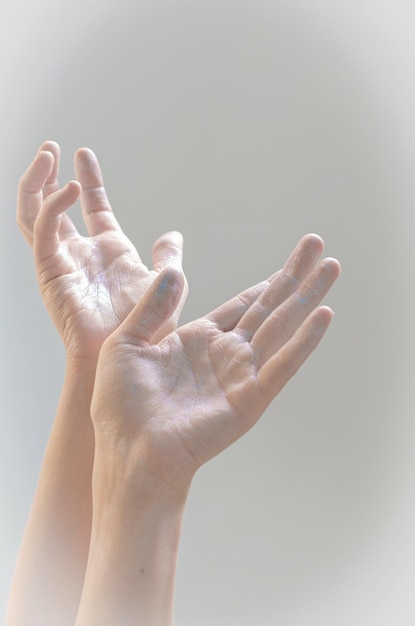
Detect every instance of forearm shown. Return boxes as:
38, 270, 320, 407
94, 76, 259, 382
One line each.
5, 358, 96, 626
75, 441, 191, 626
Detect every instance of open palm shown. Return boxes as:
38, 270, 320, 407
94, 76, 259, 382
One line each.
17, 142, 187, 358
92, 235, 340, 487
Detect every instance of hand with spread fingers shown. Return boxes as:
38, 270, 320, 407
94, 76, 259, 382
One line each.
17, 141, 187, 360
74, 234, 340, 626
91, 234, 340, 485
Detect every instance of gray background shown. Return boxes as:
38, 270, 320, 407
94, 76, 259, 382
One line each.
1, 0, 415, 624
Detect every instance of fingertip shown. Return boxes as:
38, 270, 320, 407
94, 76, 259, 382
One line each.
38, 140, 60, 154
284, 233, 325, 276
157, 265, 185, 295
303, 232, 324, 243
74, 148, 104, 194
321, 256, 342, 278
35, 141, 60, 184
152, 231, 184, 270
119, 266, 186, 346
75, 146, 97, 162
36, 150, 55, 168
19, 150, 55, 191
310, 306, 336, 337
301, 233, 324, 250
167, 229, 183, 242
170, 230, 184, 255
41, 180, 81, 220
316, 304, 335, 320
74, 147, 100, 178
159, 230, 184, 247
66, 179, 82, 199
67, 178, 82, 190
156, 266, 186, 317
331, 257, 341, 274
37, 142, 60, 167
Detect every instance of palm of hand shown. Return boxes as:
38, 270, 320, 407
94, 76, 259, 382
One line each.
39, 230, 158, 356
93, 237, 340, 484
94, 320, 261, 483
18, 143, 186, 359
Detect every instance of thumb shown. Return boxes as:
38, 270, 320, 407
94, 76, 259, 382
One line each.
116, 267, 186, 345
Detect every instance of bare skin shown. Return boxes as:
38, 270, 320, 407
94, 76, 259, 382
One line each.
7, 141, 340, 626
75, 236, 341, 625
6, 142, 187, 626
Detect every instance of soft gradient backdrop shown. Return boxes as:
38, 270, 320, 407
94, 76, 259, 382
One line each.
1, 0, 415, 624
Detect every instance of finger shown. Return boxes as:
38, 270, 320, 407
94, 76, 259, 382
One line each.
258, 306, 334, 405
58, 212, 79, 239
235, 234, 324, 340
17, 149, 55, 245
252, 257, 340, 367
117, 267, 186, 346
74, 147, 122, 236
152, 231, 184, 272
38, 142, 76, 239
39, 140, 61, 199
206, 279, 272, 331
152, 272, 189, 342
33, 180, 81, 261
150, 231, 186, 340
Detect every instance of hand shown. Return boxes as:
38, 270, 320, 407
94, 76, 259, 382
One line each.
91, 234, 340, 490
17, 141, 188, 360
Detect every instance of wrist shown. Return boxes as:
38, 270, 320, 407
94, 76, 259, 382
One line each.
63, 355, 98, 404
77, 445, 190, 626
62, 329, 106, 369
52, 357, 97, 436
65, 352, 99, 376
92, 440, 193, 513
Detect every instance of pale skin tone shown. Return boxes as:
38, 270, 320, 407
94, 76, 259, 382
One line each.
6, 142, 188, 626
76, 236, 340, 624
7, 142, 341, 626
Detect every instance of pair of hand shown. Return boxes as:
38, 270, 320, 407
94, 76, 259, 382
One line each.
18, 142, 340, 487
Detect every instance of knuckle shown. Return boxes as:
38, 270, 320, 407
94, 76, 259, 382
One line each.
236, 290, 254, 309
